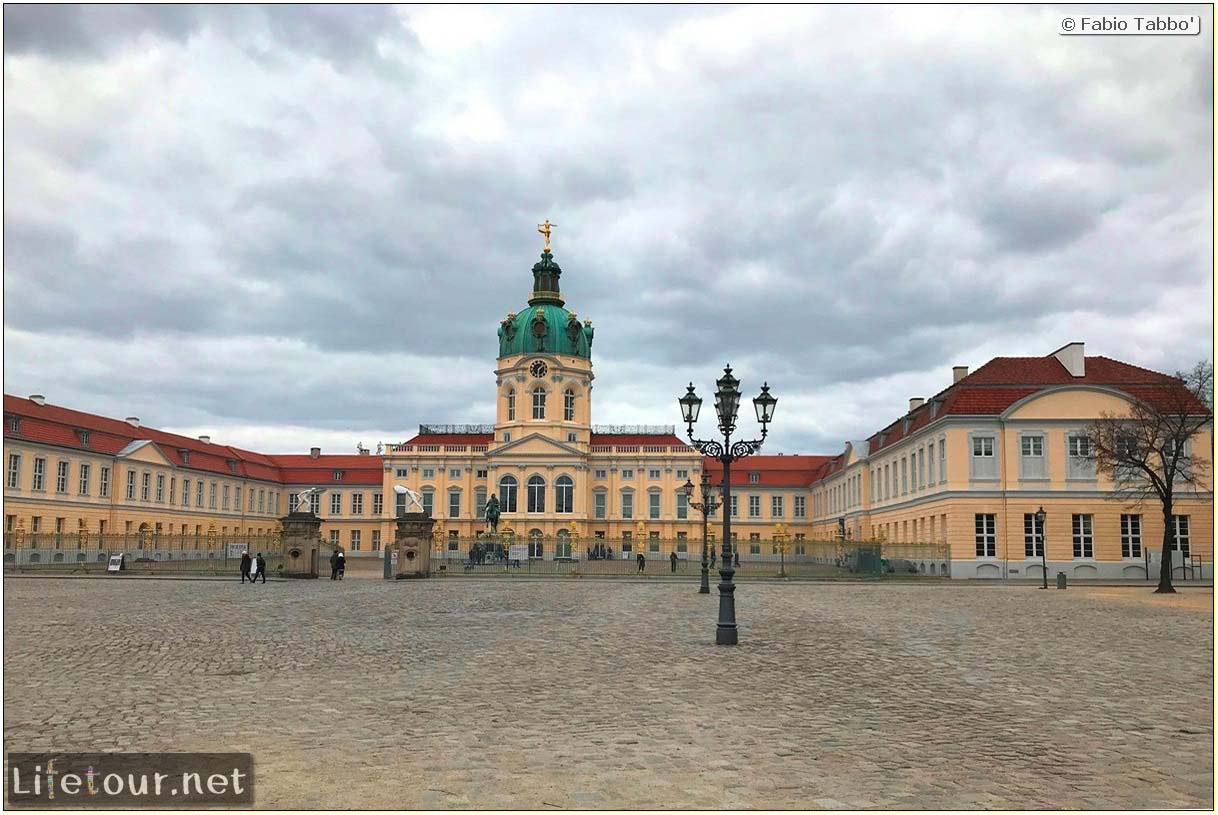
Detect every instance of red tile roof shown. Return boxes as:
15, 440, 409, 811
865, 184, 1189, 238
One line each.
866, 352, 1206, 456
703, 455, 834, 487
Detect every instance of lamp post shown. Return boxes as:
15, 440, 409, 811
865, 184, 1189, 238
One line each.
774, 522, 788, 577
679, 365, 777, 645
1035, 506, 1048, 590
681, 471, 721, 595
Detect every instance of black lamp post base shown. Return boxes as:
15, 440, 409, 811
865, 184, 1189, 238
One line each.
716, 626, 738, 645
699, 585, 710, 594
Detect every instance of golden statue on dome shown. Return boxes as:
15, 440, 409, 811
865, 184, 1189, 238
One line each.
537, 219, 556, 252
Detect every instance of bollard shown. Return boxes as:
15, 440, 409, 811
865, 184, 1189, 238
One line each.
1056, 571, 1067, 590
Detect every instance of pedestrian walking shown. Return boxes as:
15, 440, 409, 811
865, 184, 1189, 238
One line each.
330, 550, 340, 580
252, 552, 266, 584
670, 551, 678, 573
636, 551, 646, 573
710, 549, 717, 568
239, 551, 252, 583
337, 550, 346, 580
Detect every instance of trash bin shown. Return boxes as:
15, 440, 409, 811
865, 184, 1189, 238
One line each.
1056, 571, 1067, 590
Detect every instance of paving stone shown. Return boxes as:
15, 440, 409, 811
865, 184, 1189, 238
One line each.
2, 579, 1212, 809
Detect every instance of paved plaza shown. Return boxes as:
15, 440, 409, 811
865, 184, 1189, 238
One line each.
3, 576, 1213, 809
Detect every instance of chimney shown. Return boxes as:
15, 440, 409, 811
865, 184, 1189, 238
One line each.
29, 394, 45, 406
1052, 342, 1086, 377
908, 397, 925, 412
198, 435, 210, 444
125, 417, 140, 428
310, 447, 321, 459
952, 366, 969, 383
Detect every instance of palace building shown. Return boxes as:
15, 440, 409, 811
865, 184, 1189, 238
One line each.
3, 235, 1212, 578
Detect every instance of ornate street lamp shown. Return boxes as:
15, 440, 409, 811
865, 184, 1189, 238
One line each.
682, 472, 721, 594
1035, 506, 1048, 590
774, 522, 788, 578
679, 366, 776, 645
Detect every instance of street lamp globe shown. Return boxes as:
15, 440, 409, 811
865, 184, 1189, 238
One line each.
754, 382, 777, 428
714, 365, 741, 431
680, 478, 695, 499
679, 384, 703, 426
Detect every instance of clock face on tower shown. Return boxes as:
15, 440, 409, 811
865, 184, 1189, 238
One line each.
529, 360, 548, 378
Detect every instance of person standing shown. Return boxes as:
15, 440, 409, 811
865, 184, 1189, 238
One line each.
239, 551, 252, 584
330, 550, 340, 580
336, 550, 346, 580
252, 552, 266, 584
670, 550, 678, 573
636, 551, 646, 574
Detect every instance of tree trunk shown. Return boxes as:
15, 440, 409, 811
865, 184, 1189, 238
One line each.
1157, 501, 1176, 593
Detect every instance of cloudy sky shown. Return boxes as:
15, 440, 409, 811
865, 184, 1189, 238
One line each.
4, 4, 1213, 455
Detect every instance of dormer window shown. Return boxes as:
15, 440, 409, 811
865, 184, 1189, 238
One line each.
7, 416, 20, 433
748, 472, 760, 484
226, 459, 238, 473
333, 470, 344, 481
76, 429, 91, 447
180, 450, 190, 464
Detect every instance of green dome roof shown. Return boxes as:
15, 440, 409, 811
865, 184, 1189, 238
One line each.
496, 249, 594, 359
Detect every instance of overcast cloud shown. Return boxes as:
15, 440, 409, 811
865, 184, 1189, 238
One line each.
4, 4, 1213, 455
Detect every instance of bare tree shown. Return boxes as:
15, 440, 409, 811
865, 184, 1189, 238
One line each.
1084, 361, 1213, 593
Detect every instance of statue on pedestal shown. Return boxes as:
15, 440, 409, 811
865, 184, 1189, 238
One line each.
484, 494, 501, 534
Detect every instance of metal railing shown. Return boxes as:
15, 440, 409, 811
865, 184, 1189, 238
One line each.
3, 533, 283, 575
423, 536, 951, 579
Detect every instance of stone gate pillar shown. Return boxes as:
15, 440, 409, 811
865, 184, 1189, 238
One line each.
394, 512, 434, 579
280, 511, 323, 579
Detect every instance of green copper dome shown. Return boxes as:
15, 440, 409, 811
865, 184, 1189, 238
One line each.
497, 250, 594, 359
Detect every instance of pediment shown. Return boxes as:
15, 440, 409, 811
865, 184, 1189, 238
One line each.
490, 432, 584, 458
116, 439, 174, 466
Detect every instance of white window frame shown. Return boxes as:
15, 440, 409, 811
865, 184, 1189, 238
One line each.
975, 513, 997, 558
1120, 514, 1142, 558
1072, 514, 1094, 559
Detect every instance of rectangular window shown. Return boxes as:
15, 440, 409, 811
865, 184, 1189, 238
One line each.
771, 495, 783, 518
449, 468, 462, 479
731, 495, 738, 517
476, 468, 488, 479
749, 533, 761, 554
475, 488, 487, 519
748, 472, 760, 484
182, 478, 191, 506
332, 470, 344, 481
422, 468, 435, 479
648, 492, 661, 520
621, 492, 633, 519
1121, 514, 1142, 558
350, 530, 361, 551
234, 486, 241, 510
100, 466, 110, 498
676, 469, 689, 480
621, 469, 634, 480
594, 491, 607, 519
33, 458, 46, 491
928, 445, 936, 485
169, 477, 176, 505
351, 493, 364, 515
975, 513, 997, 557
1019, 434, 1047, 479
794, 495, 806, 518
1023, 513, 1044, 557
141, 472, 151, 501
648, 469, 661, 480
1067, 435, 1096, 479
532, 388, 546, 419
939, 438, 947, 483
421, 491, 433, 517
1072, 514, 1094, 558
594, 469, 607, 480
157, 474, 166, 503
449, 490, 461, 518
882, 464, 889, 500
6, 454, 20, 489
330, 529, 340, 547
901, 458, 908, 494
57, 461, 69, 494
748, 495, 760, 518
372, 530, 381, 552
249, 488, 256, 511
676, 492, 688, 520
970, 435, 998, 480
331, 493, 342, 515
222, 484, 230, 510
372, 493, 383, 516
1172, 515, 1190, 556
395, 468, 409, 478
209, 482, 217, 509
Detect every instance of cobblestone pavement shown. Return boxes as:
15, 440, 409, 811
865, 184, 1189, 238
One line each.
4, 578, 1213, 809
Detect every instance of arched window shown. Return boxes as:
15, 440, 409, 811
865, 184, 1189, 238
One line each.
527, 475, 546, 513
528, 528, 544, 559
507, 389, 515, 421
499, 475, 518, 513
555, 475, 574, 513
556, 528, 572, 559
532, 387, 546, 420
564, 389, 576, 421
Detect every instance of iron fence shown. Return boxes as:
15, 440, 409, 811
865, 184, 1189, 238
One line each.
3, 532, 283, 575
423, 536, 951, 579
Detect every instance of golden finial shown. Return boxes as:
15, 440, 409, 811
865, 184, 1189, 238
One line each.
537, 219, 556, 252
